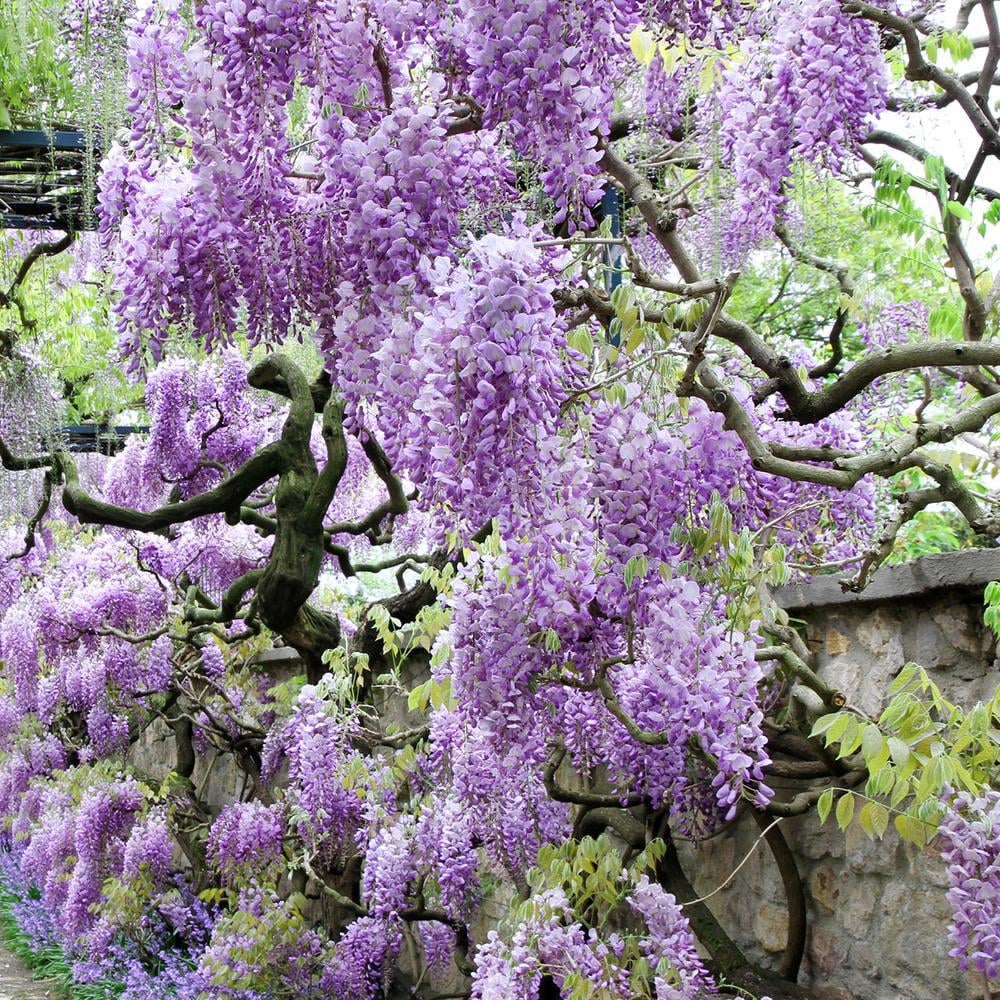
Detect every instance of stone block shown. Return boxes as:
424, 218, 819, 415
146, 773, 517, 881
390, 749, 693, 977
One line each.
844, 822, 901, 876
754, 902, 788, 954
808, 865, 840, 912
789, 818, 844, 862
856, 608, 904, 659
825, 628, 852, 656
805, 925, 839, 978
931, 604, 981, 656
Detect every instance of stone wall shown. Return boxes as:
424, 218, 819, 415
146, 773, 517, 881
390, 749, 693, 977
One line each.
677, 549, 1000, 1000
129, 646, 305, 810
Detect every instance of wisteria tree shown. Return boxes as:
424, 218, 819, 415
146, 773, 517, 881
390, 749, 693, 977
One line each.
0, 1, 999, 999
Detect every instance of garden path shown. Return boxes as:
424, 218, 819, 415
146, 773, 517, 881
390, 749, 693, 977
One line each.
0, 948, 56, 999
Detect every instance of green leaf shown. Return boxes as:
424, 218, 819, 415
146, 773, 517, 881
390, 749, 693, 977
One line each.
816, 788, 834, 825
859, 801, 889, 839
835, 791, 855, 831
887, 737, 911, 768
837, 717, 864, 758
429, 676, 454, 710
889, 663, 919, 695
567, 327, 593, 356
629, 27, 657, 65
407, 679, 431, 712
811, 712, 846, 741
895, 813, 928, 846
624, 554, 649, 588
890, 773, 911, 808
867, 765, 894, 798
947, 200, 973, 221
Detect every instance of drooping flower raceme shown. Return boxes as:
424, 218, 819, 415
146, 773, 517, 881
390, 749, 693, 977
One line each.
208, 801, 286, 887
939, 790, 1000, 979
377, 233, 582, 534
713, 0, 887, 261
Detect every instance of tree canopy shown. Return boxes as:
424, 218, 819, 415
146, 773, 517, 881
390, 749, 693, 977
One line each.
0, 1, 999, 998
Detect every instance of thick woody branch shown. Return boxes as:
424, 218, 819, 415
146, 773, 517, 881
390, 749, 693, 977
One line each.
765, 725, 848, 775
652, 822, 814, 999
762, 771, 867, 817
596, 675, 675, 745
684, 360, 1000, 567
59, 443, 284, 531
554, 286, 668, 326
771, 224, 853, 381
248, 354, 316, 451
765, 759, 837, 778
885, 73, 1000, 110
756, 646, 846, 709
680, 368, 857, 488
808, 311, 848, 381
248, 367, 332, 414
574, 806, 646, 847
681, 370, 1000, 584
769, 443, 854, 462
598, 140, 702, 284
304, 392, 349, 525
942, 214, 988, 341
0, 436, 54, 471
543, 745, 646, 808
978, 0, 1000, 104
957, 142, 990, 207
843, 487, 940, 591
834, 390, 1000, 475
751, 808, 807, 982
845, 453, 1000, 589
774, 221, 854, 297
897, 453, 997, 528
776, 341, 1000, 423
326, 433, 407, 538
715, 314, 814, 411
185, 569, 264, 625
953, 0, 982, 36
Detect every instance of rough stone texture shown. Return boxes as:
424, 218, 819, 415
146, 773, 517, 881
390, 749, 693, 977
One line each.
676, 552, 1000, 1000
